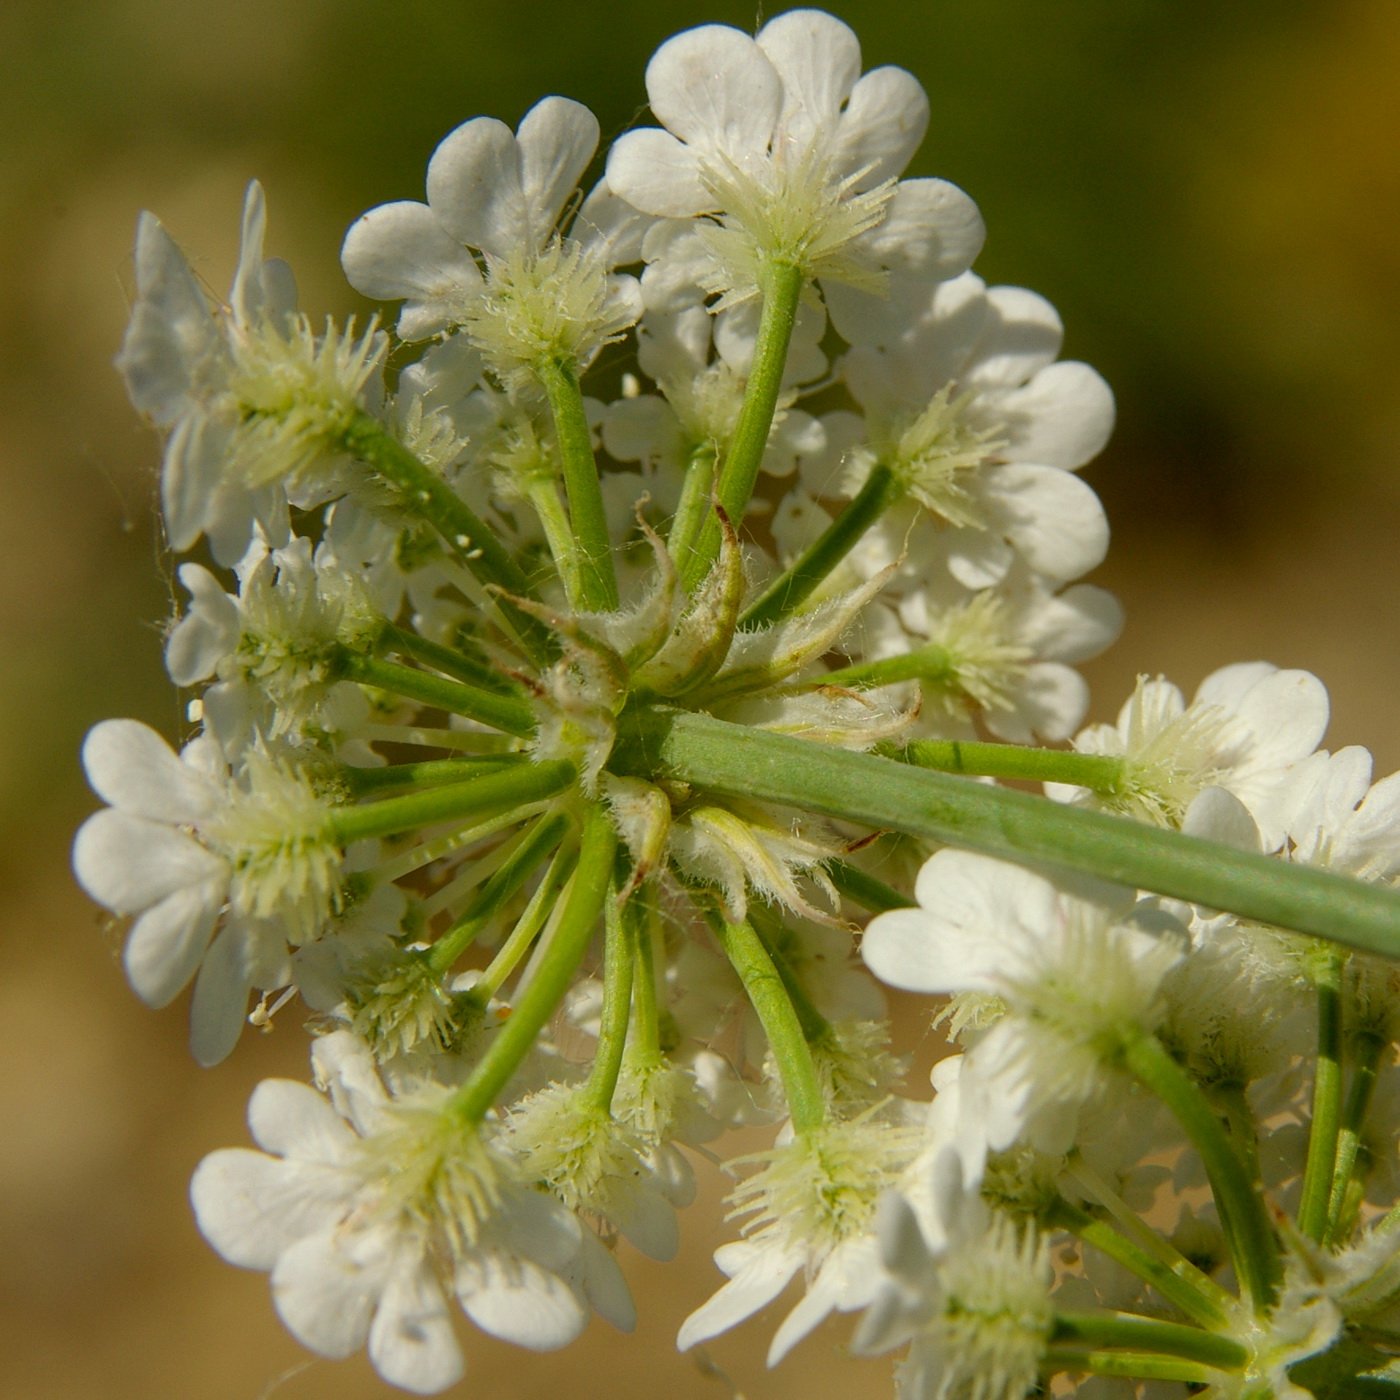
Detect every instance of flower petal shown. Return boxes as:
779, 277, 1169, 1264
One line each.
517, 96, 599, 237
965, 285, 1064, 389
676, 1243, 803, 1350
427, 116, 527, 259
340, 201, 482, 324
606, 128, 711, 219
191, 1147, 350, 1270
165, 563, 240, 685
757, 9, 861, 151
73, 808, 225, 914
124, 879, 224, 1007
645, 24, 782, 163
369, 1254, 464, 1395
457, 1251, 588, 1351
858, 177, 984, 279
832, 66, 930, 187
986, 360, 1115, 470
81, 718, 223, 824
978, 463, 1109, 583
190, 924, 250, 1067
248, 1078, 356, 1163
272, 1227, 382, 1358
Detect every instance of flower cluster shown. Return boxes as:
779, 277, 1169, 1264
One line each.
75, 9, 1400, 1400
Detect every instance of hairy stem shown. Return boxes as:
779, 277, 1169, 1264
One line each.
1328, 1028, 1387, 1245
536, 356, 619, 611
337, 649, 536, 738
581, 887, 634, 1113
1051, 1311, 1247, 1371
896, 739, 1126, 793
1300, 947, 1347, 1242
666, 441, 719, 582
338, 755, 523, 798
378, 623, 523, 696
1042, 1349, 1218, 1384
452, 804, 615, 1123
479, 839, 579, 997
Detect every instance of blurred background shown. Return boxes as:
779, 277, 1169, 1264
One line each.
1, 0, 1398, 1396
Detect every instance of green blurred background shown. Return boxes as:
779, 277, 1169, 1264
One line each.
1, 1, 1397, 1396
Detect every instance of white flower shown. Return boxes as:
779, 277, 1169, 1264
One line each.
72, 719, 345, 1064
827, 272, 1114, 590
861, 850, 1183, 1168
855, 1148, 1053, 1400
1281, 745, 1400, 884
190, 1032, 619, 1394
117, 181, 384, 563
342, 97, 648, 378
677, 1111, 920, 1364
166, 534, 382, 753
1048, 662, 1331, 845
607, 10, 982, 307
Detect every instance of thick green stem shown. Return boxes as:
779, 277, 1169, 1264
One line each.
378, 624, 523, 696
896, 739, 1126, 793
479, 840, 579, 997
1301, 948, 1347, 1242
1051, 1311, 1247, 1371
1043, 1349, 1217, 1384
581, 888, 634, 1113
428, 812, 571, 973
1328, 1029, 1387, 1245
708, 911, 826, 1134
536, 357, 618, 611
1122, 1030, 1280, 1310
666, 441, 718, 581
631, 899, 662, 1058
338, 411, 550, 660
338, 755, 523, 798
1046, 1198, 1229, 1327
615, 708, 1400, 956
520, 471, 587, 609
452, 804, 615, 1123
327, 760, 574, 846
683, 261, 804, 587
749, 909, 831, 1043
337, 649, 536, 738
740, 464, 904, 629
1216, 1080, 1263, 1189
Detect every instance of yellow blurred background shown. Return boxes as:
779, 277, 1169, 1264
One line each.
1, 1, 1398, 1396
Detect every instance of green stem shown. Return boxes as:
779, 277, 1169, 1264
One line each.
1051, 1311, 1247, 1371
826, 859, 914, 912
1065, 1156, 1236, 1314
1046, 1198, 1229, 1327
631, 899, 662, 1058
1300, 948, 1347, 1242
581, 886, 634, 1113
749, 909, 831, 1043
1043, 1349, 1218, 1384
327, 760, 574, 845
378, 624, 523, 696
337, 650, 536, 738
478, 840, 579, 997
1121, 1030, 1280, 1310
536, 356, 619, 612
428, 811, 571, 973
683, 261, 804, 587
616, 708, 1400, 956
451, 804, 615, 1123
666, 441, 718, 582
896, 739, 1126, 793
740, 463, 903, 629
1216, 1080, 1263, 1188
520, 471, 587, 609
708, 910, 826, 1134
338, 410, 550, 660
1328, 1029, 1386, 1245
338, 755, 523, 798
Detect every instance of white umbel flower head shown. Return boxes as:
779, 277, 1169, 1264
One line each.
117, 181, 385, 564
72, 719, 346, 1064
607, 9, 983, 308
190, 1033, 610, 1394
342, 97, 649, 383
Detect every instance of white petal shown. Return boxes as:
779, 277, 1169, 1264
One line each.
165, 563, 240, 685
965, 285, 1064, 389
161, 414, 235, 556
602, 395, 684, 466
1183, 788, 1261, 852
73, 808, 224, 913
190, 924, 250, 1067
115, 212, 219, 421
645, 25, 782, 163
427, 116, 527, 259
676, 1244, 803, 1350
340, 201, 482, 312
757, 10, 861, 149
574, 1229, 637, 1333
229, 180, 270, 327
606, 128, 711, 219
272, 1227, 382, 1358
986, 661, 1089, 744
124, 880, 224, 1007
574, 178, 653, 264
1019, 583, 1124, 664
369, 1256, 464, 1395
1233, 669, 1330, 770
768, 1238, 883, 1366
457, 1252, 587, 1351
312, 1030, 391, 1136
832, 66, 929, 187
945, 529, 1013, 590
989, 360, 1115, 470
859, 178, 984, 279
517, 97, 599, 237
82, 717, 222, 824
615, 1186, 679, 1261
248, 1078, 356, 1162
190, 1148, 350, 1270
979, 463, 1109, 583
1194, 660, 1278, 712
